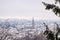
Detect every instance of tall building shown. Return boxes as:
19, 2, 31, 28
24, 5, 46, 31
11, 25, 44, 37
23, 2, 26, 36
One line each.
32, 18, 34, 29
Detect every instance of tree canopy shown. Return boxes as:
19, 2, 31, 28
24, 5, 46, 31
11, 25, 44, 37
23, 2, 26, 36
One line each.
42, 0, 60, 17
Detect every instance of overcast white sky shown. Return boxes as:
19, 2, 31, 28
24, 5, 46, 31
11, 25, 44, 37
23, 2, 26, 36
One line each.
0, 0, 60, 20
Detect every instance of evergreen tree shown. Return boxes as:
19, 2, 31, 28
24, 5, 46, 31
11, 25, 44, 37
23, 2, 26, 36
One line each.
42, 1, 60, 39
43, 23, 54, 40
42, 0, 60, 17
54, 22, 60, 40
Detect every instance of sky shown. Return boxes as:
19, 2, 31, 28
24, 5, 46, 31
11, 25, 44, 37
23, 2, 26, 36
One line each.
0, 0, 60, 20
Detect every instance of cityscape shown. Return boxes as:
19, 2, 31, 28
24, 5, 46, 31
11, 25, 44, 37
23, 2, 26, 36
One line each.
0, 18, 60, 40
0, 0, 60, 40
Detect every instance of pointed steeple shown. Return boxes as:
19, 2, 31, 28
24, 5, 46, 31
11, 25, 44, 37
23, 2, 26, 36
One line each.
32, 17, 34, 29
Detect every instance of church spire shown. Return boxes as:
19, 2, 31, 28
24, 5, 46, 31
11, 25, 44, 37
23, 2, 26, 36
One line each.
32, 17, 34, 29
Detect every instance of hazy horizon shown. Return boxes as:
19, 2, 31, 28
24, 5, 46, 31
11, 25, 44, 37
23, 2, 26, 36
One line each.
0, 0, 60, 20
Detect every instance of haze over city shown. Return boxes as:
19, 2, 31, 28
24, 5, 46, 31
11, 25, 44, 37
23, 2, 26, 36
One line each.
0, 0, 60, 40
0, 0, 60, 20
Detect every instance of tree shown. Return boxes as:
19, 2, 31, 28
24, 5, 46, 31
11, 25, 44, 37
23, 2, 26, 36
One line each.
42, 0, 60, 17
42, 0, 60, 40
43, 23, 55, 40
54, 22, 60, 40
